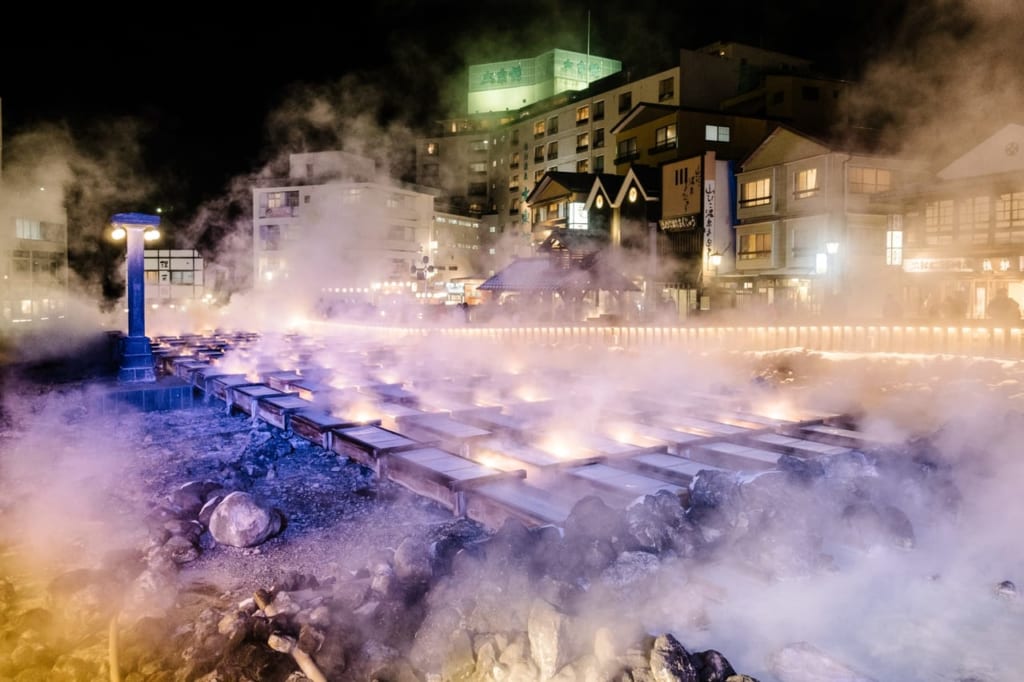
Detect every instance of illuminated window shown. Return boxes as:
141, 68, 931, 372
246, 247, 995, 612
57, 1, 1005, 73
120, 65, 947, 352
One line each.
886, 217, 903, 266
705, 125, 730, 142
654, 124, 677, 150
533, 145, 545, 163
576, 159, 590, 172
576, 132, 589, 152
794, 168, 819, 198
425, 142, 439, 156
739, 178, 771, 207
738, 233, 772, 260
547, 141, 559, 160
535, 169, 545, 182
568, 202, 588, 230
848, 167, 891, 193
959, 196, 990, 244
924, 199, 954, 245
533, 120, 546, 137
576, 105, 590, 124
16, 219, 42, 240
469, 162, 487, 174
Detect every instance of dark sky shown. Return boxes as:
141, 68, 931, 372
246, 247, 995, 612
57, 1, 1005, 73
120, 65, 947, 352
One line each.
0, 2, 915, 218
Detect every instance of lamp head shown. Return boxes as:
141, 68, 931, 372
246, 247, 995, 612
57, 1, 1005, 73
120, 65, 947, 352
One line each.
709, 252, 723, 267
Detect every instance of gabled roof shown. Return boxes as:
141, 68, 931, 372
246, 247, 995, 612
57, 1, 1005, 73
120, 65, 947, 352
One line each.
610, 102, 679, 135
738, 125, 832, 171
525, 171, 597, 204
613, 164, 662, 205
585, 174, 627, 210
478, 254, 639, 293
937, 123, 1024, 181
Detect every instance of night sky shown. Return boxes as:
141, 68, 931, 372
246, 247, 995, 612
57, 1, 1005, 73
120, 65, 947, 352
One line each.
0, 3, 920, 213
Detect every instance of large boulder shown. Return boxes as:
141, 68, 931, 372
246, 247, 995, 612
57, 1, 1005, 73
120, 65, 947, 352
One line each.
207, 491, 283, 548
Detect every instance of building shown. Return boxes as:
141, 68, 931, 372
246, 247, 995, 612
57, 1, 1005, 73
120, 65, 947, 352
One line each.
143, 249, 206, 305
888, 122, 1024, 321
0, 98, 69, 329
728, 125, 923, 319
415, 41, 853, 282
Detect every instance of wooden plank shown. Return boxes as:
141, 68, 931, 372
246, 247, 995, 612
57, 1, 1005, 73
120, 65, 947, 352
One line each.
567, 462, 685, 500
624, 451, 726, 485
686, 441, 782, 471
747, 432, 853, 458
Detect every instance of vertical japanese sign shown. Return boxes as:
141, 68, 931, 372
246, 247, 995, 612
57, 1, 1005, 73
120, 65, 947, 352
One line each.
702, 179, 716, 289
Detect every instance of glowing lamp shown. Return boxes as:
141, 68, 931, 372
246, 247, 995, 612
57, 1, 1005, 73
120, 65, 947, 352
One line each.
709, 252, 723, 267
826, 241, 840, 255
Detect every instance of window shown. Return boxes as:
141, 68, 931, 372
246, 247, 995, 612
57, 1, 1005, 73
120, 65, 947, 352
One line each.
995, 192, 1024, 244
534, 145, 545, 163
511, 130, 520, 146
705, 125, 730, 142
510, 151, 520, 169
849, 167, 891, 194
535, 169, 546, 182
576, 159, 590, 172
547, 141, 558, 160
654, 124, 677, 150
534, 120, 546, 137
593, 100, 605, 121
738, 233, 772, 260
15, 219, 42, 240
959, 196, 990, 244
794, 168, 819, 198
469, 161, 487, 174
739, 178, 771, 207
547, 116, 559, 135
576, 132, 589, 153
886, 216, 903, 265
576, 105, 590, 125
658, 77, 674, 102
924, 199, 954, 245
425, 142, 439, 156
259, 225, 281, 251
470, 139, 490, 152
593, 128, 605, 149
618, 91, 632, 113
594, 155, 605, 173
615, 137, 638, 163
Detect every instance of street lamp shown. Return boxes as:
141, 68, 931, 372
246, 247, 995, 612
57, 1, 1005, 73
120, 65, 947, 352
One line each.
110, 212, 160, 383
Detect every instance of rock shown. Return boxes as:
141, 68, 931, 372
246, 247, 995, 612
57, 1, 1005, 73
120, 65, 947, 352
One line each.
207, 491, 282, 548
528, 598, 575, 680
649, 633, 698, 682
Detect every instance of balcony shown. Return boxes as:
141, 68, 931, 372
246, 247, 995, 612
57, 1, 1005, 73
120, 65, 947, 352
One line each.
613, 151, 641, 165
647, 141, 677, 155
260, 206, 299, 219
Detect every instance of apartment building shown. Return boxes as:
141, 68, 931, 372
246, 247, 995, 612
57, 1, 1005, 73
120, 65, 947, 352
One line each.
252, 151, 450, 309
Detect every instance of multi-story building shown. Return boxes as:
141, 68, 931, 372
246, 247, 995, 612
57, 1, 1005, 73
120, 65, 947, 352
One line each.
889, 122, 1024, 321
729, 125, 923, 318
0, 99, 69, 329
416, 41, 856, 285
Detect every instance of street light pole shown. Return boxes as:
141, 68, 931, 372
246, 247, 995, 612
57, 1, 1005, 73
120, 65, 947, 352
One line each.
111, 212, 160, 383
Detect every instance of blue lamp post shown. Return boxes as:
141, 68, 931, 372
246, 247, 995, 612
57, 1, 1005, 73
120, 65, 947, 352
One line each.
111, 212, 160, 382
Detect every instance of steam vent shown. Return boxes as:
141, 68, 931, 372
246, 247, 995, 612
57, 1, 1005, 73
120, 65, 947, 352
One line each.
0, 326, 1018, 682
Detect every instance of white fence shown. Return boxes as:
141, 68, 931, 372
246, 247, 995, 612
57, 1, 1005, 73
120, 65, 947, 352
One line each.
383, 323, 1024, 358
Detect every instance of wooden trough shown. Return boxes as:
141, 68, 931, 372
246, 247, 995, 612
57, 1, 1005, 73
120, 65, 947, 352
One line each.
384, 446, 525, 515
288, 408, 379, 449
255, 393, 317, 430
393, 413, 492, 456
208, 374, 261, 404
329, 423, 425, 474
228, 384, 286, 417
684, 440, 785, 472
